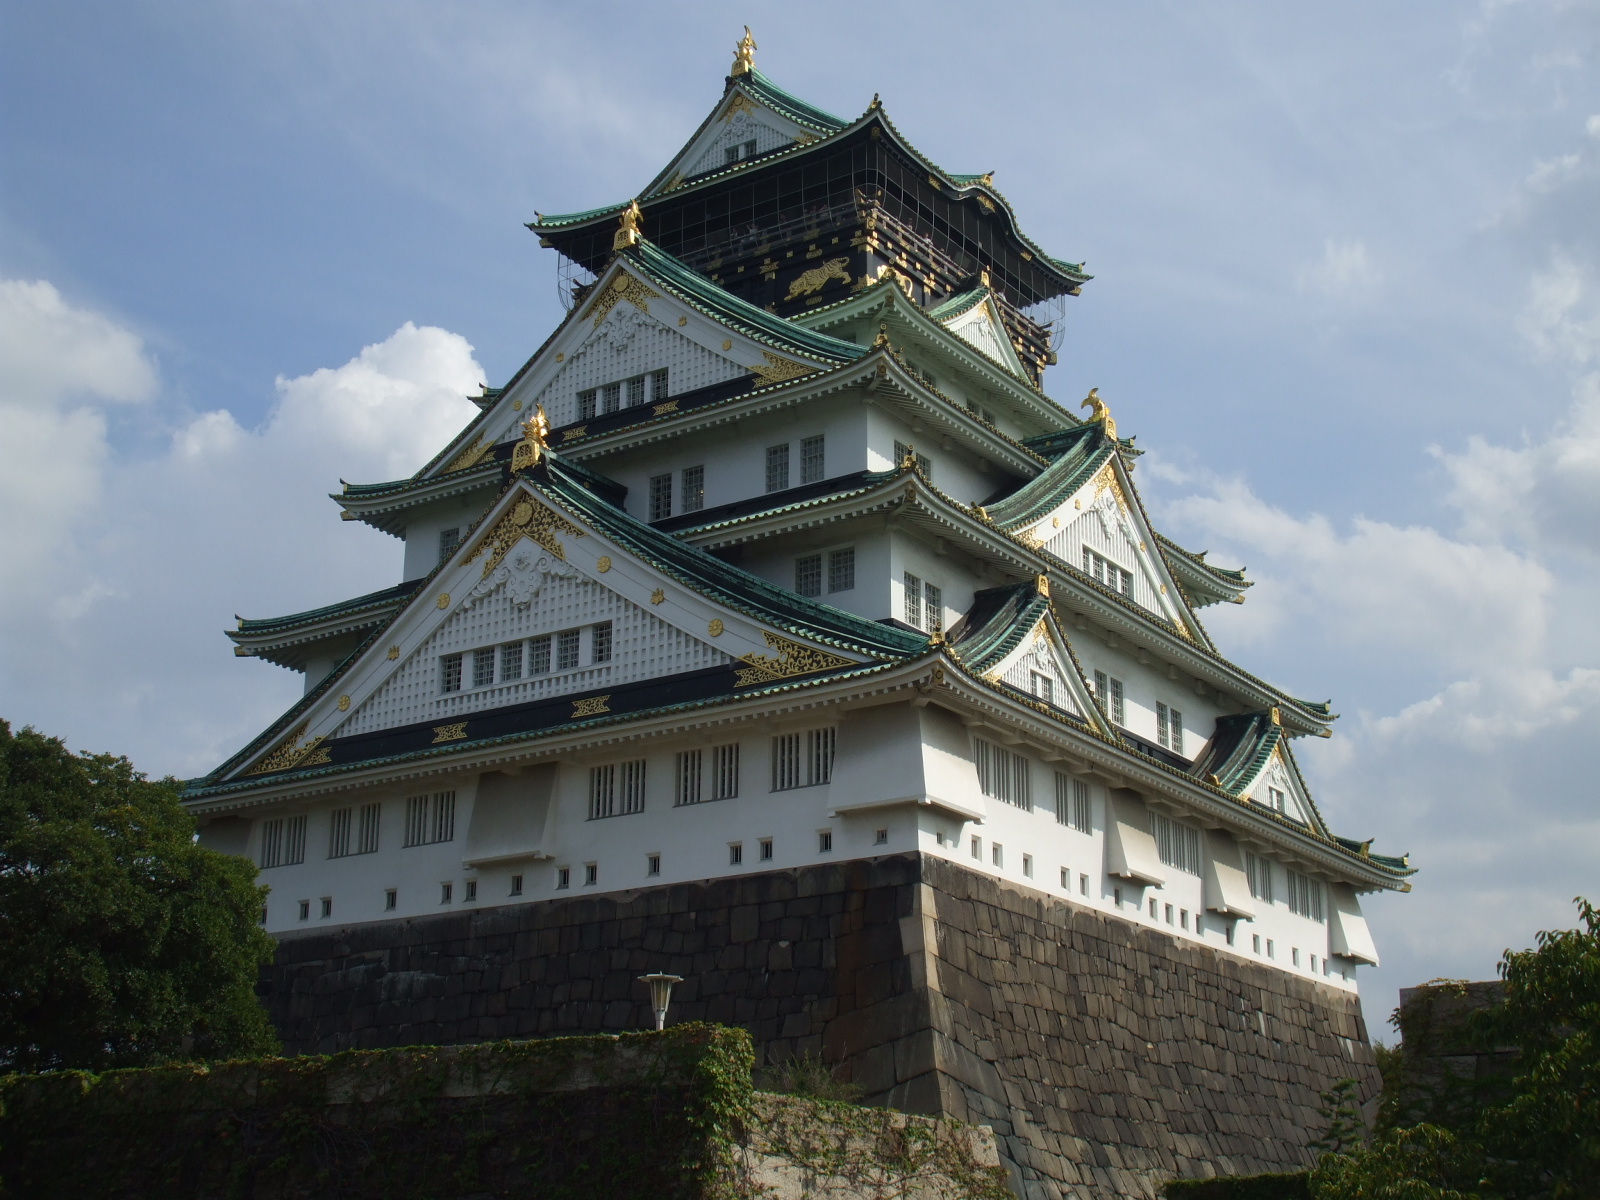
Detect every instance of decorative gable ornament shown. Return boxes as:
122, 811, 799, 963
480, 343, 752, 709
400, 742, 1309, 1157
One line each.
471, 545, 575, 609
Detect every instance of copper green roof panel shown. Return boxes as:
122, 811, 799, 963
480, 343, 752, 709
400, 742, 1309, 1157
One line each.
531, 200, 632, 230
236, 580, 425, 637
986, 425, 1110, 527
1189, 711, 1281, 795
738, 68, 848, 132
926, 286, 991, 321
951, 584, 1050, 674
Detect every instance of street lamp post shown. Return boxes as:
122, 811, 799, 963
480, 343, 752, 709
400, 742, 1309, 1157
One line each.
637, 973, 683, 1031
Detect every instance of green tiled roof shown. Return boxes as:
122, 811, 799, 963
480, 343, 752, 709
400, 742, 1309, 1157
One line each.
530, 200, 632, 230
739, 68, 848, 133
1190, 711, 1281, 795
1153, 533, 1250, 587
987, 425, 1110, 527
926, 286, 991, 322
950, 584, 1050, 674
235, 580, 424, 637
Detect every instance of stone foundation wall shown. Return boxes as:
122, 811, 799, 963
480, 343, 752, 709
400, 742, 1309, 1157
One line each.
264, 854, 1377, 1199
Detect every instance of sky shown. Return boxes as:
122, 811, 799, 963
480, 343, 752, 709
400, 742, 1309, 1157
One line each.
2, 1, 1597, 1030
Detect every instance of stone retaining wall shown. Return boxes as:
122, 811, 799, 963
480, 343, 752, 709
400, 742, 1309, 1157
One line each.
264, 854, 1377, 1198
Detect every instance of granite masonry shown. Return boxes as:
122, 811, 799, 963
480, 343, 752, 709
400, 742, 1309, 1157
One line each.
265, 854, 1378, 1198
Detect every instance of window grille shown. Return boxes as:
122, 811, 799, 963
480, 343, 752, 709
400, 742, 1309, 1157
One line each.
680, 465, 704, 513
510, 874, 523, 895
765, 443, 790, 492
328, 807, 352, 859
675, 749, 703, 806
1157, 703, 1184, 752
1287, 870, 1326, 922
794, 554, 822, 597
556, 866, 570, 889
591, 760, 646, 819
530, 635, 552, 675
440, 882, 453, 904
818, 829, 833, 852
903, 572, 923, 628
1268, 786, 1286, 813
1245, 852, 1274, 903
647, 854, 660, 876
627, 375, 646, 407
601, 381, 621, 414
578, 389, 597, 420
473, 648, 495, 688
974, 738, 1031, 809
729, 843, 743, 865
1030, 672, 1054, 705
358, 803, 380, 854
1152, 812, 1203, 875
771, 728, 834, 791
828, 547, 855, 593
1093, 672, 1125, 724
1054, 773, 1091, 833
712, 743, 740, 799
437, 527, 461, 564
404, 791, 456, 846
759, 838, 773, 860
649, 473, 673, 520
465, 880, 477, 902
923, 582, 942, 633
258, 815, 306, 868
970, 837, 982, 859
800, 434, 825, 484
1082, 547, 1133, 596
499, 641, 523, 681
650, 368, 669, 401
992, 843, 1004, 867
557, 629, 580, 671
321, 897, 333, 918
592, 621, 612, 664
441, 653, 463, 694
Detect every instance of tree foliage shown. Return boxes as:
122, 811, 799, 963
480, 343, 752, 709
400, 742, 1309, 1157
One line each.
0, 720, 278, 1072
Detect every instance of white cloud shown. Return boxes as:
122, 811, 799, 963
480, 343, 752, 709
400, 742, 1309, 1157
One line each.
0, 282, 482, 776
1297, 237, 1381, 297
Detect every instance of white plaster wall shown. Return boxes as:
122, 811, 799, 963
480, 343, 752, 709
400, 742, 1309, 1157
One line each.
734, 526, 892, 625
1070, 636, 1228, 759
890, 529, 993, 634
863, 405, 1003, 507
400, 488, 500, 583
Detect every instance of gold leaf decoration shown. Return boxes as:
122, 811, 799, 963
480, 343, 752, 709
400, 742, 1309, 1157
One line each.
337, 695, 351, 712
444, 435, 492, 474
783, 257, 851, 301
650, 588, 665, 605
751, 352, 820, 386
653, 399, 679, 415
596, 556, 612, 573
572, 695, 610, 717
248, 723, 323, 775
437, 593, 451, 610
466, 495, 586, 578
586, 270, 660, 327
387, 645, 400, 660
708, 618, 724, 637
432, 722, 468, 743
734, 631, 857, 688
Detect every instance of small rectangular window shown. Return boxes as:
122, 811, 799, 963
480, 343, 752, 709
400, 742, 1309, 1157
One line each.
759, 838, 773, 861
828, 547, 855, 593
578, 389, 597, 420
385, 888, 397, 910
529, 635, 552, 675
465, 880, 477, 902
970, 836, 982, 859
743, 138, 757, 158
680, 465, 705, 513
1181, 908, 1189, 930
647, 853, 661, 876
992, 843, 1004, 868
874, 828, 888, 846
765, 443, 789, 492
557, 629, 581, 671
592, 621, 612, 664
404, 792, 456, 847
557, 866, 571, 889
473, 647, 495, 688
437, 527, 461, 563
1080, 873, 1090, 896
650, 368, 669, 401
1061, 866, 1070, 888
585, 863, 598, 886
729, 842, 743, 866
1165, 903, 1174, 925
817, 830, 833, 853
627, 375, 646, 407
1268, 786, 1287, 813
675, 749, 703, 806
923, 583, 942, 633
500, 641, 524, 681
800, 434, 825, 484
649, 473, 673, 521
320, 897, 332, 919
1030, 672, 1054, 705
328, 807, 352, 859
1150, 897, 1158, 918
510, 874, 523, 896
794, 554, 822, 597
903, 572, 923, 628
711, 744, 740, 799
1292, 947, 1301, 967
298, 899, 310, 921
1022, 853, 1033, 878
601, 381, 621, 414
441, 653, 463, 694
1253, 933, 1262, 954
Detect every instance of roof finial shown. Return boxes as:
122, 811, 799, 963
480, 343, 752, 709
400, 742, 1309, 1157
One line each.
979, 267, 991, 289
1081, 387, 1116, 439
731, 26, 756, 76
511, 405, 552, 474
613, 200, 643, 251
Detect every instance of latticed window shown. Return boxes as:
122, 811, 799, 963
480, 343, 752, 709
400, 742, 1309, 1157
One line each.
712, 743, 739, 799
601, 381, 621, 414
473, 648, 495, 688
974, 739, 1031, 809
627, 375, 646, 407
650, 368, 669, 401
923, 582, 942, 633
765, 443, 790, 492
680, 465, 704, 513
1288, 870, 1326, 922
1082, 547, 1133, 596
1152, 813, 1203, 875
357, 803, 380, 854
440, 653, 463, 694
771, 728, 834, 791
529, 635, 552, 675
328, 807, 353, 858
800, 434, 825, 484
557, 629, 581, 671
794, 554, 822, 597
578, 388, 597, 420
828, 547, 854, 593
437, 527, 461, 564
893, 440, 932, 478
649, 473, 672, 520
1030, 672, 1054, 704
404, 792, 456, 846
500, 641, 523, 681
1093, 671, 1125, 724
621, 760, 646, 814
1157, 702, 1184, 753
591, 761, 646, 819
258, 815, 306, 868
1267, 786, 1286, 813
1246, 852, 1274, 903
674, 750, 703, 806
592, 621, 612, 664
903, 572, 923, 628
1053, 774, 1091, 833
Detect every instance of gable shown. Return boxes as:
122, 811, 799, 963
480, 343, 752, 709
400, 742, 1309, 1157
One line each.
987, 618, 1096, 724
939, 297, 1028, 378
1242, 744, 1316, 828
649, 85, 821, 196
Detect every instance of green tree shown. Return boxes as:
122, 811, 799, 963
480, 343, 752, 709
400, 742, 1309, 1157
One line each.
0, 720, 278, 1071
1310, 1124, 1490, 1200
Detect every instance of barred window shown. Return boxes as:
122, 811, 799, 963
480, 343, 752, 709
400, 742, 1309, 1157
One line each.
800, 434, 825, 484
473, 647, 495, 688
592, 621, 612, 664
627, 375, 646, 407
578, 388, 597, 420
1093, 671, 1125, 724
601, 381, 621, 414
1287, 870, 1326, 922
795, 554, 822, 597
903, 572, 923, 628
357, 803, 380, 854
765, 443, 790, 492
1152, 812, 1203, 875
1030, 672, 1054, 705
258, 815, 306, 868
1082, 547, 1133, 596
650, 368, 669, 401
974, 739, 1031, 809
675, 749, 703, 806
680, 465, 704, 513
649, 473, 673, 521
500, 641, 524, 681
437, 526, 461, 564
328, 807, 352, 858
1054, 773, 1091, 833
1246, 852, 1274, 903
923, 582, 942, 633
556, 629, 580, 671
529, 635, 552, 675
591, 760, 646, 819
404, 791, 456, 847
441, 653, 463, 694
712, 743, 740, 799
828, 547, 854, 593
1268, 786, 1286, 813
771, 728, 834, 791
1157, 702, 1185, 753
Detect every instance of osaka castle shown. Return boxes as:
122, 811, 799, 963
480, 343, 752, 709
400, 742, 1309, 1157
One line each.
185, 31, 1411, 1192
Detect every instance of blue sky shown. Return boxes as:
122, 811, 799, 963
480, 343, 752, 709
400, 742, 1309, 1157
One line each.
3, 1, 1597, 1027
